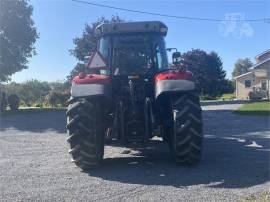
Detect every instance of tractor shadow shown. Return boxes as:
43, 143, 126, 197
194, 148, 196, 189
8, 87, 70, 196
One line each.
0, 110, 66, 133
87, 109, 270, 189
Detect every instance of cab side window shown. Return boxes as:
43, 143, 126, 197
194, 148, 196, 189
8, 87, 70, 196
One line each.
154, 37, 168, 69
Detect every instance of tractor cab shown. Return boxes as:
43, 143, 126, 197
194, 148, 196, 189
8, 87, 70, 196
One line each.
93, 21, 169, 77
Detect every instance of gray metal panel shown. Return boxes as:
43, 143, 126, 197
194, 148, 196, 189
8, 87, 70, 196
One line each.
71, 83, 111, 98
155, 80, 195, 98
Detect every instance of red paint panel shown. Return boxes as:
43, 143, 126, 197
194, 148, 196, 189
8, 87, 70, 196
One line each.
155, 70, 193, 82
73, 74, 111, 84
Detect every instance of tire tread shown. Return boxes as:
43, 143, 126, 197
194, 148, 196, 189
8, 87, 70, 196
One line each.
66, 97, 104, 170
171, 94, 203, 165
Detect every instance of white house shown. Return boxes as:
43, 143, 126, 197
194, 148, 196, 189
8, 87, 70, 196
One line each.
235, 50, 270, 100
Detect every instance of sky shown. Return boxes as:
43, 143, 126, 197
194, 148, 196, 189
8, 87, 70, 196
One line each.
11, 0, 270, 82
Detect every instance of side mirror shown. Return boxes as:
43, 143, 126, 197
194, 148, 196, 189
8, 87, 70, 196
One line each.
172, 52, 181, 65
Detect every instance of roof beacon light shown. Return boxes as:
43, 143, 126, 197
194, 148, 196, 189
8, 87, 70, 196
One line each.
160, 27, 167, 33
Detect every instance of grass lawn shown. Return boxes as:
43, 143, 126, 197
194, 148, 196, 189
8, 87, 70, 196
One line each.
0, 107, 66, 116
235, 101, 270, 115
201, 93, 236, 101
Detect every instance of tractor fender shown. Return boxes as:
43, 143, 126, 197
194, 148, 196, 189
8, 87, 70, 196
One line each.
71, 74, 111, 98
155, 70, 195, 99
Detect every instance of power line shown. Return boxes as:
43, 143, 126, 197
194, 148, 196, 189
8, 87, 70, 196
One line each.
72, 0, 269, 23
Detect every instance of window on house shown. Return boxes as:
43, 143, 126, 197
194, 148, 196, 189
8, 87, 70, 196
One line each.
261, 80, 267, 90
245, 80, 251, 88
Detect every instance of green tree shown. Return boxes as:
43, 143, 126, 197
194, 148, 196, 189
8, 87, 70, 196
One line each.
223, 79, 235, 93
20, 80, 50, 105
3, 82, 22, 96
47, 91, 69, 107
70, 16, 123, 61
48, 81, 70, 107
68, 16, 124, 80
50, 81, 70, 93
4, 80, 71, 107
5, 80, 50, 106
0, 0, 38, 82
181, 49, 227, 98
232, 58, 253, 78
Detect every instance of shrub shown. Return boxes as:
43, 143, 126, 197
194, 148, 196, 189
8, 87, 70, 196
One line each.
47, 92, 70, 107
35, 103, 43, 108
7, 94, 20, 111
0, 92, 8, 112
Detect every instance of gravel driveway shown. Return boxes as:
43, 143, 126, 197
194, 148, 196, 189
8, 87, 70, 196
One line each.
0, 103, 269, 201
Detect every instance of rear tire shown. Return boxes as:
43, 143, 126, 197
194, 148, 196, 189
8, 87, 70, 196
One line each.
66, 97, 105, 170
169, 94, 203, 165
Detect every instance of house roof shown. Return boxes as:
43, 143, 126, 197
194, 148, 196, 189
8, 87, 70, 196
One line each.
250, 57, 270, 70
233, 50, 270, 80
234, 71, 253, 79
234, 58, 270, 79
255, 49, 270, 59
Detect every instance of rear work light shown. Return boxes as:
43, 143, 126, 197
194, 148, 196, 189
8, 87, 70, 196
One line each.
160, 27, 167, 33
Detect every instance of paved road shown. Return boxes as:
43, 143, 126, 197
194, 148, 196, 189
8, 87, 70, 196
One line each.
0, 104, 269, 201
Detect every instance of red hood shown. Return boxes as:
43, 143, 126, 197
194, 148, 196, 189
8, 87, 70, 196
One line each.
72, 74, 111, 84
155, 70, 194, 82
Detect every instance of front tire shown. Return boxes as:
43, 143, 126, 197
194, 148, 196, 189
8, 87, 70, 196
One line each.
169, 94, 203, 164
66, 97, 105, 170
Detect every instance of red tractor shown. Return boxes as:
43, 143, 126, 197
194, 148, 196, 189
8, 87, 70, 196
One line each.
66, 21, 203, 169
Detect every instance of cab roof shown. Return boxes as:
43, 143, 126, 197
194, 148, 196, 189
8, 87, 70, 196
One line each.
95, 21, 168, 37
